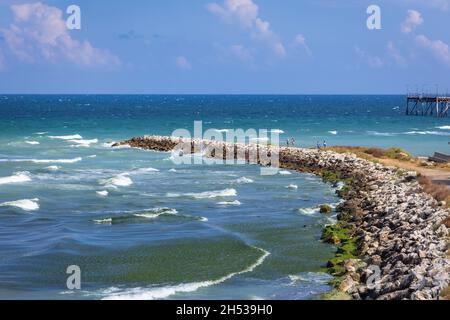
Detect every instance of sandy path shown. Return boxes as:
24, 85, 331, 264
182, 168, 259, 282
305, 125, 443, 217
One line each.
378, 158, 450, 186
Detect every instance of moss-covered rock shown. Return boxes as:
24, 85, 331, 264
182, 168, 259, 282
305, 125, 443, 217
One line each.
320, 204, 333, 214
321, 222, 360, 276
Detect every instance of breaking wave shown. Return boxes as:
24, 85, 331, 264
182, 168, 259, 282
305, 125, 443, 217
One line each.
0, 198, 39, 211
0, 171, 31, 185
101, 247, 270, 300
167, 188, 237, 199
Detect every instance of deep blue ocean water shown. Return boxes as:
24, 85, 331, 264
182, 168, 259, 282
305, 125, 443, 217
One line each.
0, 95, 449, 300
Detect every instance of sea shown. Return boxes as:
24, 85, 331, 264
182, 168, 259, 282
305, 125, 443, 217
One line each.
0, 95, 449, 300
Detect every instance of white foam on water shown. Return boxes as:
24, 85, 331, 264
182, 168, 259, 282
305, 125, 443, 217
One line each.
437, 125, 450, 130
167, 188, 237, 199
286, 184, 298, 190
100, 173, 133, 188
0, 158, 82, 164
0, 171, 31, 185
25, 141, 40, 145
367, 131, 395, 137
328, 130, 338, 135
131, 167, 159, 174
34, 132, 48, 135
278, 170, 292, 175
96, 190, 109, 197
69, 138, 98, 148
133, 208, 178, 219
235, 177, 254, 184
334, 181, 345, 190
87, 155, 97, 158
102, 142, 114, 148
169, 168, 177, 172
49, 134, 83, 140
297, 207, 319, 215
271, 129, 284, 134
288, 272, 332, 286
93, 218, 112, 224
32, 157, 82, 164
101, 247, 270, 300
217, 200, 241, 206
403, 130, 450, 136
45, 166, 60, 171
0, 198, 39, 211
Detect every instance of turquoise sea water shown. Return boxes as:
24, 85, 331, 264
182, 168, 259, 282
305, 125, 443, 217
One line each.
0, 95, 449, 300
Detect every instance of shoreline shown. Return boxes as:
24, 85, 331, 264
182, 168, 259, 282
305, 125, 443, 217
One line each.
113, 136, 449, 300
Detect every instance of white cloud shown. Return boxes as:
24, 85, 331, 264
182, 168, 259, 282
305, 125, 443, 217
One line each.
293, 34, 312, 56
0, 2, 120, 68
353, 46, 384, 68
401, 9, 423, 34
229, 44, 253, 62
368, 56, 384, 68
175, 56, 192, 70
207, 0, 285, 57
415, 34, 450, 65
387, 41, 407, 66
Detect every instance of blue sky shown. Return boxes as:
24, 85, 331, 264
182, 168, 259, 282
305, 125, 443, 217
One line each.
0, 0, 449, 94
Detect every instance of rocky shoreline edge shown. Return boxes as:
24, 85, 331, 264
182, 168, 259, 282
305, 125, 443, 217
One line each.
113, 136, 449, 300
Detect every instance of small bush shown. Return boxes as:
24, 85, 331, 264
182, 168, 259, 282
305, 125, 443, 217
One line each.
418, 176, 450, 205
384, 147, 411, 161
365, 147, 386, 158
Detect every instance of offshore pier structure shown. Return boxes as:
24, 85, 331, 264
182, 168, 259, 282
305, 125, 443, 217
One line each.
406, 92, 450, 117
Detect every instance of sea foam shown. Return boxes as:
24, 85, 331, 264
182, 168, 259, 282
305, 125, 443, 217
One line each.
49, 134, 83, 140
0, 198, 39, 211
25, 141, 40, 145
100, 173, 133, 188
0, 172, 31, 185
235, 177, 254, 184
217, 200, 241, 206
167, 188, 237, 199
69, 139, 98, 147
298, 207, 320, 215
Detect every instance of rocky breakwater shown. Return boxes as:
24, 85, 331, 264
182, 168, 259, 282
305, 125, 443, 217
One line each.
113, 136, 449, 300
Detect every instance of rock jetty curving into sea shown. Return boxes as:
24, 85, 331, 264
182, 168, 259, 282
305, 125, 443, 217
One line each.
113, 136, 449, 300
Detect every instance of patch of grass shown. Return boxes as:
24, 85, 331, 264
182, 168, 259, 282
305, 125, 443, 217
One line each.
322, 289, 352, 300
327, 146, 412, 161
383, 147, 411, 161
320, 170, 342, 184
